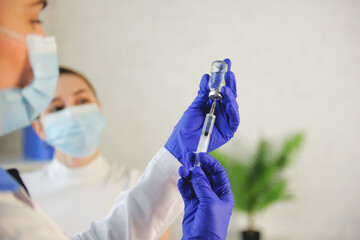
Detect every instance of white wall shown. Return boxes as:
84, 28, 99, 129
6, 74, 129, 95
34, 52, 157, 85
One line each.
1, 0, 359, 239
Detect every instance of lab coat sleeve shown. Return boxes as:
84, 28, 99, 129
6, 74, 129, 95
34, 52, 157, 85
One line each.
71, 147, 183, 240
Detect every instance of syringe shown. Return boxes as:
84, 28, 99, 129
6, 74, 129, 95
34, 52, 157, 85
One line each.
194, 101, 217, 167
194, 60, 228, 167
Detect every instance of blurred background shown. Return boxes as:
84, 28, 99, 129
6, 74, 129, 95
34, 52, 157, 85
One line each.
0, 0, 359, 239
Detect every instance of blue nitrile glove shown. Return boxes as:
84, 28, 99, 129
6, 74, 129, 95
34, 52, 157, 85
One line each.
178, 152, 234, 240
165, 58, 239, 165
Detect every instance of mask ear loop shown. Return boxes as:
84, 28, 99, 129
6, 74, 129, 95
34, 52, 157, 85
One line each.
33, 117, 48, 142
0, 26, 25, 42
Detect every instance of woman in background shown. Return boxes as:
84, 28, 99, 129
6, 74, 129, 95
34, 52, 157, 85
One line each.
22, 67, 169, 239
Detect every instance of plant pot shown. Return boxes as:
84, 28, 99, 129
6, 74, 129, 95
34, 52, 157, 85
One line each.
241, 230, 260, 240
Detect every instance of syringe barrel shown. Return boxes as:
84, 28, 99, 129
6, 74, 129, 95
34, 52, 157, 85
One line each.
194, 113, 216, 167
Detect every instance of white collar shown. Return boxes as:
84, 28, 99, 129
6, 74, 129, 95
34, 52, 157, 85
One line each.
45, 154, 110, 183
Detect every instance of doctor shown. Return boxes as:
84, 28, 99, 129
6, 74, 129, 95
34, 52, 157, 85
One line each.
0, 0, 240, 239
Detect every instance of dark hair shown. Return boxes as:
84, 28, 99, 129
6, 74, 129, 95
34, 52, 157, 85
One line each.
59, 66, 97, 98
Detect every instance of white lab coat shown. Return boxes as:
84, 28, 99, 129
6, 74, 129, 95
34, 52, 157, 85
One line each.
0, 148, 183, 240
21, 154, 142, 236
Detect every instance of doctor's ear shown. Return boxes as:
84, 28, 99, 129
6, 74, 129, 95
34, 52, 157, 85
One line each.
32, 119, 46, 141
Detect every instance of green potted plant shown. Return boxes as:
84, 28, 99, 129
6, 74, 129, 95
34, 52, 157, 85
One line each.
211, 133, 304, 240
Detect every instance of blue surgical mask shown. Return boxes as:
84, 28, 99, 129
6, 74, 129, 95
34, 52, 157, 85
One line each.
0, 27, 59, 136
41, 104, 106, 158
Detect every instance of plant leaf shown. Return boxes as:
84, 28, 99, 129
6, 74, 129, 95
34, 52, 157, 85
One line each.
274, 133, 304, 170
253, 179, 289, 212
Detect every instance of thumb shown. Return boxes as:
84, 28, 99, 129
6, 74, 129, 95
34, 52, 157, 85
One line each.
191, 166, 216, 199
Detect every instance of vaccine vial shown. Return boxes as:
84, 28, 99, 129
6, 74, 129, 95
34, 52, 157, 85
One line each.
208, 60, 228, 100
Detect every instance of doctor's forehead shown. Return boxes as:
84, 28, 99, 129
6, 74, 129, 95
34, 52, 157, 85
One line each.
56, 73, 96, 97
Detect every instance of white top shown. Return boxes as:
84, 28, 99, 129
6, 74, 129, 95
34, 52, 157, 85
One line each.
0, 147, 183, 240
21, 154, 142, 236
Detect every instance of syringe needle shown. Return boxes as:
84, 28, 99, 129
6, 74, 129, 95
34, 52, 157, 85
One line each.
210, 101, 216, 115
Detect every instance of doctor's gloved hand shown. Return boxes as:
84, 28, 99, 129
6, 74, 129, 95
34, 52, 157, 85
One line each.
178, 153, 234, 240
164, 58, 239, 165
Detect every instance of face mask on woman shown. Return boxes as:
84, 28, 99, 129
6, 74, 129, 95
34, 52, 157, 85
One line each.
0, 27, 59, 136
41, 103, 106, 158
